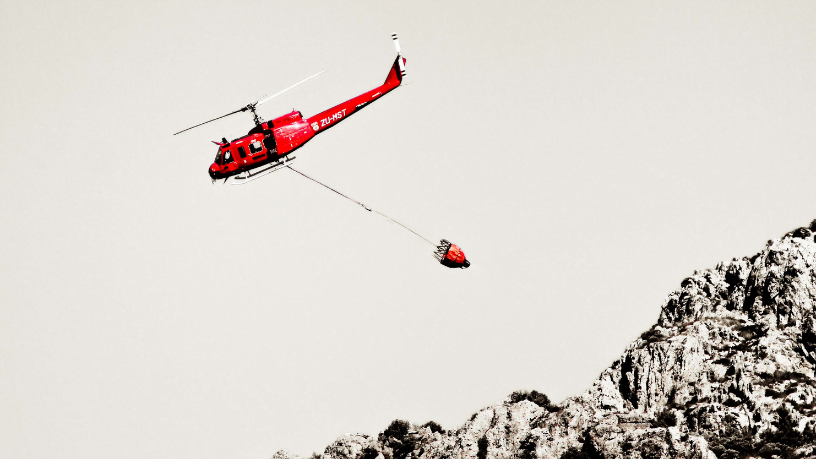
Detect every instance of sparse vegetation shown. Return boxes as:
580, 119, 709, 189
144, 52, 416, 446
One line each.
761, 405, 816, 448
381, 419, 415, 459
706, 406, 816, 459
518, 434, 537, 459
725, 268, 743, 291
737, 327, 755, 340
706, 426, 756, 459
383, 419, 410, 439
421, 420, 444, 434
765, 387, 782, 398
716, 316, 743, 327
792, 227, 812, 239
639, 327, 665, 345
792, 396, 816, 411
476, 436, 488, 459
758, 370, 809, 387
509, 390, 558, 411
639, 440, 664, 459
359, 446, 380, 459
561, 447, 584, 459
728, 383, 749, 404
559, 433, 604, 459
652, 409, 677, 428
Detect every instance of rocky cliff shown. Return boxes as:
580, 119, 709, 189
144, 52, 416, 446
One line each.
275, 222, 816, 459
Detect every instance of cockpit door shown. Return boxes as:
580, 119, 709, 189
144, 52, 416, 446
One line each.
221, 147, 237, 174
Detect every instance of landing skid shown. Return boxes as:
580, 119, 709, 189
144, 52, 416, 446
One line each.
229, 156, 296, 185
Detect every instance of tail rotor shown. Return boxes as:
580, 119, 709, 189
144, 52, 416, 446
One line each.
392, 33, 406, 78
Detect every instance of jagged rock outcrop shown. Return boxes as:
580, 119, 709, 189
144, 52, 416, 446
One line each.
276, 222, 816, 459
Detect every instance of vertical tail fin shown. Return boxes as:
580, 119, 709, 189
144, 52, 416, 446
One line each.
384, 33, 406, 86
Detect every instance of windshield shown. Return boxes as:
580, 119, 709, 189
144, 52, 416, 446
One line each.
214, 148, 222, 165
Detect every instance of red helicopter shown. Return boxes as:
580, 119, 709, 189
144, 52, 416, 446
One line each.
175, 35, 470, 269
174, 34, 407, 185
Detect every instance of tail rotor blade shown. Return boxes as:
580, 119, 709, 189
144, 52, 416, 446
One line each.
392, 33, 401, 54
392, 33, 406, 77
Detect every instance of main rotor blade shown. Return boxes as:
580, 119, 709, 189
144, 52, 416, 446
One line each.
173, 107, 247, 136
173, 69, 324, 136
255, 69, 326, 106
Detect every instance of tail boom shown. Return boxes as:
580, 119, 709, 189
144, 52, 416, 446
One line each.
306, 55, 405, 135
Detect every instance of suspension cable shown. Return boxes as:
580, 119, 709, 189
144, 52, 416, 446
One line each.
286, 166, 436, 247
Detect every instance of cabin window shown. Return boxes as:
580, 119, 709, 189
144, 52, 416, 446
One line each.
237, 146, 247, 158
214, 149, 223, 165
223, 149, 234, 164
249, 141, 264, 154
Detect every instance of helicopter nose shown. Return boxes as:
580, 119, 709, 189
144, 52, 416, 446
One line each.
462, 259, 471, 268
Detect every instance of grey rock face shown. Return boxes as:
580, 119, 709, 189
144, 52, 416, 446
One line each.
277, 224, 816, 459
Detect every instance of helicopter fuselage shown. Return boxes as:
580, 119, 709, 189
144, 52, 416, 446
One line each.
208, 56, 405, 181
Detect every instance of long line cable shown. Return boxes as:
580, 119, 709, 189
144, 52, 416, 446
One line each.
286, 166, 436, 247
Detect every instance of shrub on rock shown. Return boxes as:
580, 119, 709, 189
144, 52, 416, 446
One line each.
421, 421, 444, 434
509, 390, 556, 410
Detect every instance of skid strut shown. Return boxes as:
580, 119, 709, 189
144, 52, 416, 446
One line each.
230, 156, 296, 185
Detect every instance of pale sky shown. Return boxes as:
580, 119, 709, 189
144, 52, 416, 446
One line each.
2, 1, 815, 458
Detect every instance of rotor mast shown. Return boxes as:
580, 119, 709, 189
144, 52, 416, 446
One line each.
247, 103, 263, 126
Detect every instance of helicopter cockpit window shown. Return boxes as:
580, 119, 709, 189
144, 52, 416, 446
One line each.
214, 149, 223, 165
223, 149, 234, 164
249, 141, 264, 154
237, 146, 247, 159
